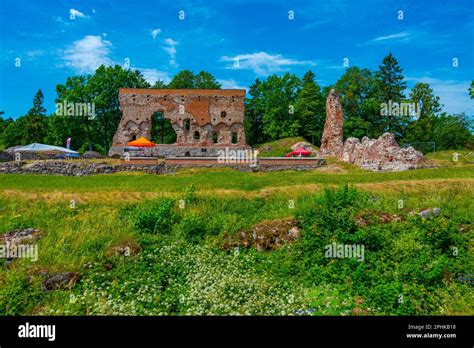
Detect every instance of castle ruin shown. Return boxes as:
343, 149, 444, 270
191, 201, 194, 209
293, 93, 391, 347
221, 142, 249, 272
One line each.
109, 88, 250, 157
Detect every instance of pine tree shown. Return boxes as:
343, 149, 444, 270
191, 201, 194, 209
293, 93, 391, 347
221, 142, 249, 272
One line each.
375, 53, 407, 102
294, 70, 325, 144
375, 53, 407, 136
23, 89, 47, 144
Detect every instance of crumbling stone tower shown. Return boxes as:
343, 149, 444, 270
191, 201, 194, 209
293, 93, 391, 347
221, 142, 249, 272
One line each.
320, 89, 344, 157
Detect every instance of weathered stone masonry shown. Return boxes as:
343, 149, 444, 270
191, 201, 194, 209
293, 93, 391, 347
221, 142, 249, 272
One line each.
318, 89, 425, 171
109, 89, 249, 157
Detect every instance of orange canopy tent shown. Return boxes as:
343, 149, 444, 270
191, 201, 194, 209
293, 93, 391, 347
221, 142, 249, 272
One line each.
127, 137, 157, 147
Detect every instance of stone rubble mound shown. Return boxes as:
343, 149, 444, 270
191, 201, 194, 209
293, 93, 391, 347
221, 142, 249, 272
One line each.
340, 133, 424, 171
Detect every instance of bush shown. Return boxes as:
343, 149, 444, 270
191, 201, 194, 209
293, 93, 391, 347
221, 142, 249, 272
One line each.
133, 199, 177, 234
178, 212, 209, 244
297, 184, 368, 244
184, 184, 197, 204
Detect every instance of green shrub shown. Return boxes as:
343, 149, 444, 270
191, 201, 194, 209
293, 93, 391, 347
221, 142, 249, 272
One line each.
184, 184, 196, 204
133, 199, 177, 234
297, 184, 368, 249
178, 212, 209, 244
0, 271, 43, 315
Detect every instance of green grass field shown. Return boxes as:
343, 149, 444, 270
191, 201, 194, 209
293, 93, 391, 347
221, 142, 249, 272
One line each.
0, 154, 472, 316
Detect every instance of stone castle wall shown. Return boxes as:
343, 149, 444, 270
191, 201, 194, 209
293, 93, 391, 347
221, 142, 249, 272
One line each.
109, 89, 247, 157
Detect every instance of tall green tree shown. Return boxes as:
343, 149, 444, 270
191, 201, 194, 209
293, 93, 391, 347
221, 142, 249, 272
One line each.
194, 71, 221, 89
375, 53, 407, 102
433, 113, 473, 150
51, 65, 150, 153
335, 67, 380, 139
168, 70, 195, 89
51, 75, 93, 151
87, 65, 150, 153
246, 73, 301, 142
404, 83, 442, 147
152, 80, 168, 88
0, 113, 13, 134
410, 82, 442, 119
244, 79, 265, 145
168, 70, 221, 89
22, 89, 48, 144
294, 70, 325, 144
375, 53, 407, 135
0, 117, 27, 148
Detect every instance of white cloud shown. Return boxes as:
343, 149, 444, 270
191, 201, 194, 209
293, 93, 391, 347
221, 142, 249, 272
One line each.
302, 19, 331, 30
69, 9, 89, 19
162, 38, 178, 67
53, 16, 68, 25
151, 28, 161, 39
357, 31, 415, 47
220, 51, 316, 76
139, 68, 171, 84
61, 35, 172, 86
164, 38, 178, 46
217, 79, 247, 91
62, 35, 113, 73
373, 31, 410, 42
26, 50, 45, 59
406, 76, 473, 115
163, 46, 176, 57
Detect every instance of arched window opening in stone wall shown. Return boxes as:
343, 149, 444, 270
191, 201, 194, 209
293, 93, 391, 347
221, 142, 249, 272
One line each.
151, 112, 177, 144
231, 132, 238, 144
184, 118, 190, 131
194, 131, 200, 140
212, 132, 219, 143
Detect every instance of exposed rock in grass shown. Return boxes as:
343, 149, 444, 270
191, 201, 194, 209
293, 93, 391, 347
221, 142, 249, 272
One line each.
259, 144, 273, 153
105, 240, 141, 258
222, 217, 301, 251
0, 228, 43, 245
419, 207, 440, 219
41, 272, 81, 291
82, 151, 103, 159
355, 210, 403, 227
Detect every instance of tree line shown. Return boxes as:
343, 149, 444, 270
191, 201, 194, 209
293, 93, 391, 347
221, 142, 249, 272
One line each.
0, 53, 472, 153
245, 53, 473, 151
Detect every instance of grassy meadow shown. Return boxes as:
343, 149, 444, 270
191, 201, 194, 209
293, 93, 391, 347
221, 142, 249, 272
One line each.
0, 152, 472, 316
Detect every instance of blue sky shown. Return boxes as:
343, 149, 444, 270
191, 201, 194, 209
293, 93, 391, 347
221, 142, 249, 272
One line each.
0, 0, 473, 118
